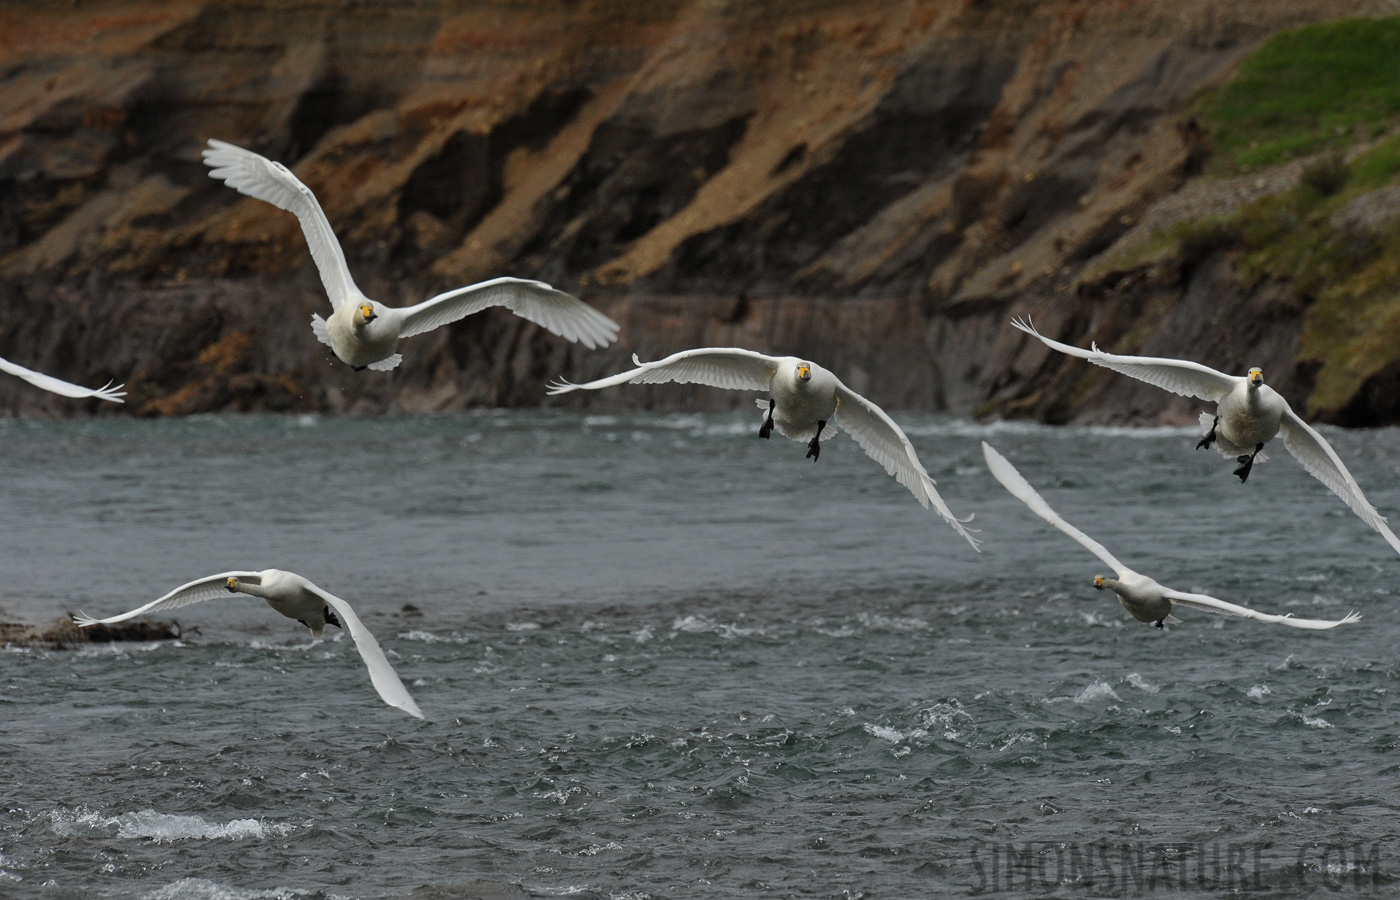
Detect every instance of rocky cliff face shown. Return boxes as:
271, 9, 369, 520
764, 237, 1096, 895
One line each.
0, 0, 1388, 420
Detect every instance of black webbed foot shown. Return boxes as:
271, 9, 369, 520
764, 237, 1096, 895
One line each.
759, 398, 775, 440
353, 365, 367, 372
1155, 619, 1165, 629
324, 606, 342, 629
1196, 415, 1220, 450
805, 419, 827, 462
1233, 442, 1265, 482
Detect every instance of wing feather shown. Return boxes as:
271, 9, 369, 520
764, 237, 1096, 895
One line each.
396, 277, 619, 348
73, 571, 263, 627
834, 384, 979, 549
548, 348, 780, 395
1011, 317, 1237, 402
203, 139, 359, 310
303, 584, 425, 719
0, 355, 125, 402
982, 442, 1127, 574
1162, 589, 1361, 630
1279, 411, 1400, 555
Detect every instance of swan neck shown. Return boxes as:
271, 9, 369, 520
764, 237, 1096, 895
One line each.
234, 580, 268, 599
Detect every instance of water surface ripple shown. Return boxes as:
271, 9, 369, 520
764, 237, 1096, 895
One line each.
2, 413, 1398, 898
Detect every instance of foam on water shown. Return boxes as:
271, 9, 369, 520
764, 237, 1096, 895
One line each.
48, 808, 298, 843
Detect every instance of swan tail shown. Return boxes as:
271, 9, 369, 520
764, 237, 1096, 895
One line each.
367, 354, 402, 372
310, 314, 332, 347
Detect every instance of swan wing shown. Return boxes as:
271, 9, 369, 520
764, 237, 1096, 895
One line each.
302, 583, 424, 719
833, 383, 979, 550
396, 277, 618, 349
1279, 410, 1400, 555
73, 571, 263, 626
1161, 588, 1362, 630
203, 139, 359, 311
0, 355, 125, 402
982, 442, 1127, 574
1011, 317, 1237, 402
548, 347, 779, 395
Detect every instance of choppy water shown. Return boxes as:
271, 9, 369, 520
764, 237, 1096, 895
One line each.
3, 412, 1399, 898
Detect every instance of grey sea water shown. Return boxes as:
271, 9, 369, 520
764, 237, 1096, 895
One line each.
2, 411, 1398, 899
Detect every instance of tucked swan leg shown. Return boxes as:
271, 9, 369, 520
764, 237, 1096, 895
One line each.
1233, 442, 1265, 482
806, 419, 827, 462
1196, 415, 1220, 450
759, 399, 775, 439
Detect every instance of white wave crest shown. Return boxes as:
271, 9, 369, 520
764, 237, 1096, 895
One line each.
670, 615, 764, 639
1072, 681, 1123, 704
1126, 673, 1160, 694
142, 878, 313, 900
50, 807, 297, 843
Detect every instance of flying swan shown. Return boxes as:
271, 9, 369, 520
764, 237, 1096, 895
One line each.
202, 139, 619, 370
0, 354, 124, 402
1011, 317, 1400, 556
549, 348, 979, 549
74, 569, 423, 719
982, 442, 1360, 630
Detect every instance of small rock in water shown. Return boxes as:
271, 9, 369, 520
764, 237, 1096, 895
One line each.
1, 616, 180, 649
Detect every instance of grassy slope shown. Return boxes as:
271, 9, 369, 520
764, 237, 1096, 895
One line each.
1118, 17, 1400, 418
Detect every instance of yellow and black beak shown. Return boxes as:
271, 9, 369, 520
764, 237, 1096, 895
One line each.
796, 364, 811, 382
225, 577, 239, 592
1249, 368, 1263, 386
360, 303, 376, 322
1093, 575, 1106, 590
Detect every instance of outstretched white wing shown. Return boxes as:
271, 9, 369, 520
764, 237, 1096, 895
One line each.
395, 277, 618, 349
548, 347, 780, 395
302, 583, 425, 719
1162, 588, 1361, 630
0, 355, 125, 402
834, 384, 979, 550
982, 442, 1128, 575
1011, 317, 1238, 402
203, 139, 360, 311
73, 571, 263, 626
1278, 410, 1400, 555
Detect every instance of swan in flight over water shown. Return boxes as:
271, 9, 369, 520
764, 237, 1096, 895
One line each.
75, 569, 423, 719
203, 139, 619, 371
0, 354, 124, 402
549, 348, 979, 549
982, 442, 1360, 630
1011, 317, 1400, 556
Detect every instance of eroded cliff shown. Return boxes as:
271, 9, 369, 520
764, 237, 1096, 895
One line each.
0, 0, 1391, 421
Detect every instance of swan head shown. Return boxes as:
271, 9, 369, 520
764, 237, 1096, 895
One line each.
1248, 367, 1263, 387
1093, 575, 1109, 591
354, 302, 377, 327
225, 577, 240, 593
795, 363, 812, 383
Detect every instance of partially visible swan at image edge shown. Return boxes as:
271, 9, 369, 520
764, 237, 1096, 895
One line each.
982, 442, 1360, 631
550, 347, 979, 549
0, 354, 124, 402
202, 138, 619, 371
75, 569, 424, 719
1011, 317, 1400, 557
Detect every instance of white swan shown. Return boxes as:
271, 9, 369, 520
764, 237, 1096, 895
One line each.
1012, 317, 1400, 556
74, 569, 423, 719
983, 442, 1360, 630
202, 139, 619, 370
0, 354, 124, 402
549, 348, 979, 549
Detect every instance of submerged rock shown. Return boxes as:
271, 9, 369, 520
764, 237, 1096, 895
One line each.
0, 617, 181, 649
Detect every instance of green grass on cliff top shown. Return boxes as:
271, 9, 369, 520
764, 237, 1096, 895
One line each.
1195, 16, 1400, 174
